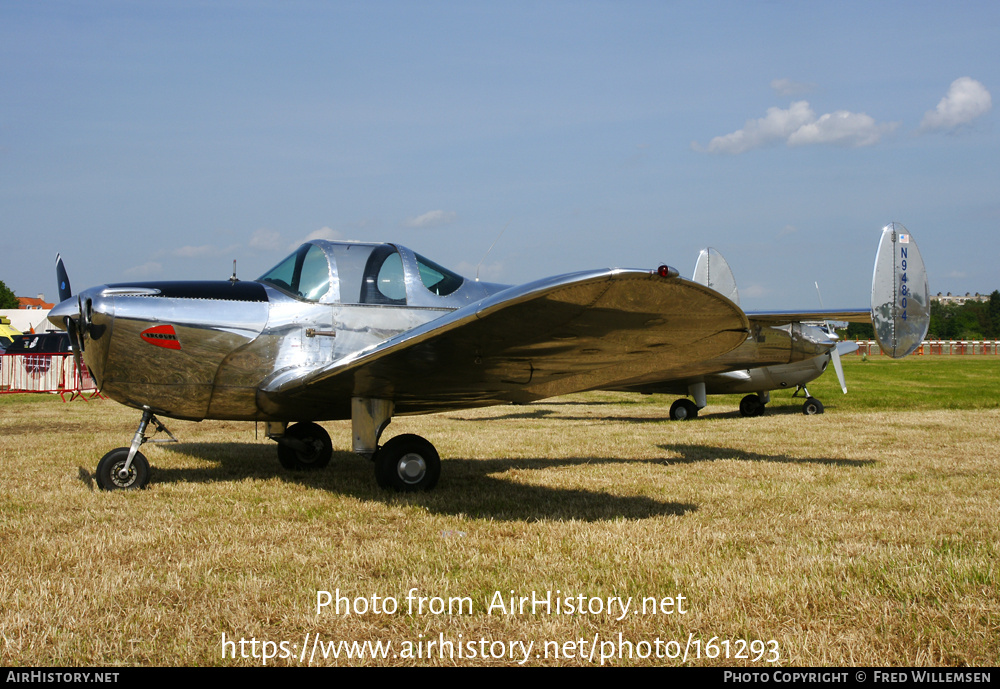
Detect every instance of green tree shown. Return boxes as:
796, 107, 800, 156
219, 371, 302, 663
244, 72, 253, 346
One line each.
989, 291, 1000, 339
0, 279, 18, 309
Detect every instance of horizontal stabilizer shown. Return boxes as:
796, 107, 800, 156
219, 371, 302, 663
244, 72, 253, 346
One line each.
871, 223, 929, 358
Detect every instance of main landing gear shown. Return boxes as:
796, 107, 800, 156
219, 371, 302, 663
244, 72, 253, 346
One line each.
373, 434, 441, 492
275, 421, 333, 470
669, 398, 699, 420
266, 397, 442, 492
739, 393, 766, 417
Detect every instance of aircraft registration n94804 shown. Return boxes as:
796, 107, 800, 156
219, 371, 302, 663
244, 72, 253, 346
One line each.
49, 223, 928, 493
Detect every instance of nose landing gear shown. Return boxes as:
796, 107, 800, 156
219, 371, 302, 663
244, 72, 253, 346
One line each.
95, 408, 177, 491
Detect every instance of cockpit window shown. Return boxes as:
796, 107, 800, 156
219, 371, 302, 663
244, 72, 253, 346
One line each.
258, 244, 331, 302
360, 245, 406, 305
415, 253, 464, 296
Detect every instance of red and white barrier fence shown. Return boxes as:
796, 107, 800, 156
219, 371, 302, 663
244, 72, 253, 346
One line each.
0, 353, 102, 400
853, 340, 1000, 356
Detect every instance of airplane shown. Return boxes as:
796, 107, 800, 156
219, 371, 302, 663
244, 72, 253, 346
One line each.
618, 247, 862, 420
48, 222, 928, 492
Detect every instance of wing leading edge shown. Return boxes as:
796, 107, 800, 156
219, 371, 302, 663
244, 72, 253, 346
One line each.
257, 268, 750, 419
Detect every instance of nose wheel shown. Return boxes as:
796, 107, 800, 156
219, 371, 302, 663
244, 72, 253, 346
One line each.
94, 408, 175, 491
802, 397, 825, 415
96, 448, 150, 490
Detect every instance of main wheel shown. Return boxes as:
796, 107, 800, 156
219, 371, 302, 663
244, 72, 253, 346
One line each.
669, 398, 699, 421
739, 394, 765, 417
96, 448, 150, 491
277, 422, 333, 470
802, 397, 825, 415
374, 434, 441, 492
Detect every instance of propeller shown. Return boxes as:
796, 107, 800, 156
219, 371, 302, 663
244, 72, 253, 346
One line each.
54, 254, 85, 382
814, 281, 847, 394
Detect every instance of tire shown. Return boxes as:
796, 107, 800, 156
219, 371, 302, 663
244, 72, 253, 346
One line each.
739, 394, 764, 417
374, 434, 441, 492
669, 398, 699, 421
802, 397, 825, 415
96, 448, 150, 491
277, 422, 333, 470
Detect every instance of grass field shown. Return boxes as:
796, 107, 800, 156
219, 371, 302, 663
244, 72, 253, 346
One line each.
1, 356, 997, 666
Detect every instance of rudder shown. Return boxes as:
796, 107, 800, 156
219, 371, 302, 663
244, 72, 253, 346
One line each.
871, 222, 929, 358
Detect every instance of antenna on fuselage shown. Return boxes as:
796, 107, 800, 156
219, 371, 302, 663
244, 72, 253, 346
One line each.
230, 259, 239, 283
475, 218, 512, 282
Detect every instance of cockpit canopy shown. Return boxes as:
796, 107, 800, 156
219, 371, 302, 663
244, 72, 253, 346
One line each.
257, 241, 468, 306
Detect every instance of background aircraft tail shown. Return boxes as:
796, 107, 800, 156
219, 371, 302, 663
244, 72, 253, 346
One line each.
871, 222, 929, 358
696, 222, 930, 360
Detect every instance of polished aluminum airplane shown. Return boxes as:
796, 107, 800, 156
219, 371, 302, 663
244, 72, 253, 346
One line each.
49, 223, 928, 492
627, 248, 862, 419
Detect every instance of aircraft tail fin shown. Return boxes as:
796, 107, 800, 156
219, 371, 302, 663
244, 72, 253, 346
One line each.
693, 247, 740, 306
871, 222, 929, 359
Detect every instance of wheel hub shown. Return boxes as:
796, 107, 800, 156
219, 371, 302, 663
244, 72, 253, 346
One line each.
397, 453, 427, 484
113, 462, 136, 487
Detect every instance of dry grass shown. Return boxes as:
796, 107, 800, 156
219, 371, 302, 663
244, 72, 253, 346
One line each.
0, 358, 997, 666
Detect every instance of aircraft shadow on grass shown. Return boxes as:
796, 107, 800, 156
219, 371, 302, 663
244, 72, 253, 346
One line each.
658, 444, 875, 468
451, 400, 843, 424
79, 442, 697, 522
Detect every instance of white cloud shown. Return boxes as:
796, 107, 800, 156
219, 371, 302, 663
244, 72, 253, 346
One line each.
920, 77, 992, 132
787, 110, 898, 147
289, 226, 342, 249
124, 261, 162, 277
697, 101, 897, 154
249, 228, 282, 251
741, 283, 770, 299
403, 210, 458, 228
699, 101, 815, 154
771, 78, 815, 96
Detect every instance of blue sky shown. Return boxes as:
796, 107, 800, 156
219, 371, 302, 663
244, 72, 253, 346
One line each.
2, 1, 996, 310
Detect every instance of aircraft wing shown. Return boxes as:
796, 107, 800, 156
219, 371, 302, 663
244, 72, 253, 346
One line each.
745, 309, 871, 325
258, 268, 750, 419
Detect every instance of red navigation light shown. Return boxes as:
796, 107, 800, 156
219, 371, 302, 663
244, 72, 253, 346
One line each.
657, 265, 671, 278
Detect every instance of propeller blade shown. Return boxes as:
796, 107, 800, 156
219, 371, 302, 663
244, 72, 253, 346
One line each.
65, 316, 86, 385
56, 253, 72, 303
831, 345, 847, 394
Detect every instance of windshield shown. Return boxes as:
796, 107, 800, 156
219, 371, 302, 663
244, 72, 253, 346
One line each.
258, 244, 332, 301
415, 253, 464, 296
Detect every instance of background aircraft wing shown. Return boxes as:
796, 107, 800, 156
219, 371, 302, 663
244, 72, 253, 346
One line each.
745, 309, 871, 325
258, 268, 750, 418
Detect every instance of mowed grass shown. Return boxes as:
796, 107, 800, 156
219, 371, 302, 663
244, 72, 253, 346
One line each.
0, 356, 997, 666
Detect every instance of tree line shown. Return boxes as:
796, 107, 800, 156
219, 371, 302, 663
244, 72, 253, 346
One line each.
846, 291, 1000, 341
